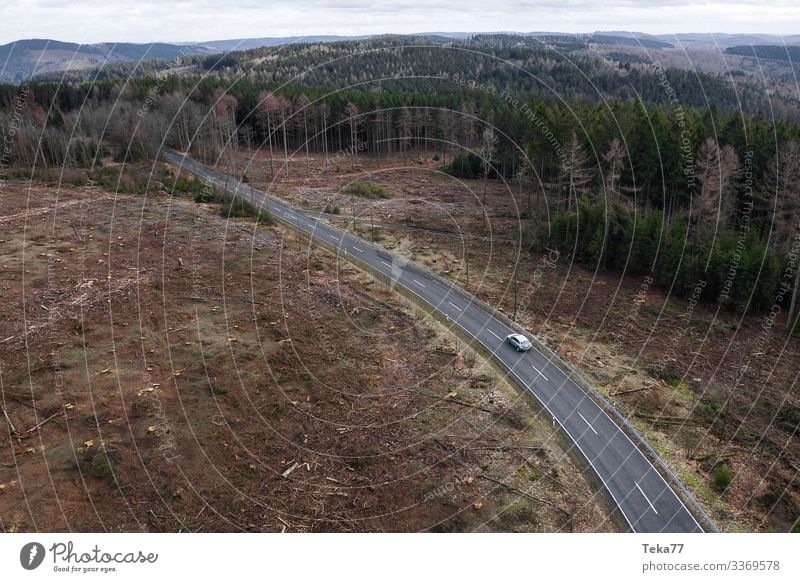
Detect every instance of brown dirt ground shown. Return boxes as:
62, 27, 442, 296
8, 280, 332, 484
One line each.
225, 149, 799, 532
0, 177, 615, 533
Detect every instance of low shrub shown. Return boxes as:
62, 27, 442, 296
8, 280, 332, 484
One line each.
713, 463, 733, 491
343, 181, 390, 199
91, 452, 115, 479
220, 197, 274, 225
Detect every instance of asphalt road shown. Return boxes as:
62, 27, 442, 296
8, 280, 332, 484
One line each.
163, 148, 707, 533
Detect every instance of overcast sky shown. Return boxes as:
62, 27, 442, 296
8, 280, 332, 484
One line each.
1, 0, 798, 45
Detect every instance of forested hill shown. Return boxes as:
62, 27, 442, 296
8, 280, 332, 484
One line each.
29, 35, 798, 119
2, 32, 800, 319
725, 45, 800, 62
0, 39, 217, 84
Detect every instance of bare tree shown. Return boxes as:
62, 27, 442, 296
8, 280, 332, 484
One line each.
435, 109, 451, 164
239, 125, 254, 155
395, 106, 412, 154
693, 137, 741, 234
318, 102, 330, 165
372, 108, 384, 157
459, 102, 477, 150
276, 95, 292, 178
256, 91, 277, 176
478, 126, 497, 205
345, 101, 361, 167
560, 132, 593, 212
602, 137, 626, 206
296, 94, 312, 175
212, 89, 239, 173
161, 94, 200, 155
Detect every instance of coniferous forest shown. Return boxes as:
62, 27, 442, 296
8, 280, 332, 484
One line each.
2, 37, 798, 326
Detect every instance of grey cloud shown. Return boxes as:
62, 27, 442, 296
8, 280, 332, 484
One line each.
1, 0, 797, 44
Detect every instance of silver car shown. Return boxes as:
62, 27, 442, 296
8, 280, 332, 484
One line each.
506, 333, 532, 352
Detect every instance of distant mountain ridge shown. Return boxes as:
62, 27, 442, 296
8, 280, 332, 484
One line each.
0, 38, 216, 83
725, 44, 800, 62
2, 31, 799, 84
595, 31, 800, 48
185, 35, 374, 52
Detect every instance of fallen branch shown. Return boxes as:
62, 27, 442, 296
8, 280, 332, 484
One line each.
348, 306, 378, 316
691, 452, 733, 462
282, 461, 301, 478
610, 385, 655, 397
22, 409, 65, 435
469, 445, 544, 452
634, 413, 693, 422
1, 405, 19, 437
242, 298, 270, 306
601, 373, 627, 387
399, 386, 505, 417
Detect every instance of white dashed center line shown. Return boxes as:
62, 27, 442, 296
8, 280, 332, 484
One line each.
352, 246, 364, 253
634, 481, 658, 515
447, 301, 462, 311
413, 279, 426, 288
488, 330, 503, 341
530, 363, 549, 381
577, 411, 598, 435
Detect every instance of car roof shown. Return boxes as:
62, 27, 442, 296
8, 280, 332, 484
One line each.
508, 333, 529, 341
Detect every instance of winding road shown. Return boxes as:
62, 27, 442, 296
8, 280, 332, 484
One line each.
162, 148, 713, 533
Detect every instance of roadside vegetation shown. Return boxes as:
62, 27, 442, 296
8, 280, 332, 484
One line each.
343, 181, 391, 199
219, 196, 274, 224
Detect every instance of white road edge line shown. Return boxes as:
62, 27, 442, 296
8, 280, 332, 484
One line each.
577, 411, 598, 435
635, 481, 658, 515
447, 301, 462, 311
530, 363, 549, 381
